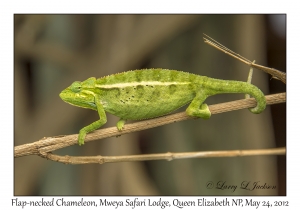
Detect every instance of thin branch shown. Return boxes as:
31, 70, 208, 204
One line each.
14, 92, 286, 158
40, 147, 286, 165
203, 34, 286, 84
245, 60, 255, 99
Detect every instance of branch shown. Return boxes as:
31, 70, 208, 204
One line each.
14, 92, 286, 158
40, 147, 286, 165
203, 34, 286, 84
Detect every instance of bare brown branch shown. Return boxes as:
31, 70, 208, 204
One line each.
14, 92, 286, 158
40, 147, 286, 165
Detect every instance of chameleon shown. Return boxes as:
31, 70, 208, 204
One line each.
59, 69, 266, 145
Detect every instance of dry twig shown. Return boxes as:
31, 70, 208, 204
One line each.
203, 34, 286, 84
40, 147, 286, 165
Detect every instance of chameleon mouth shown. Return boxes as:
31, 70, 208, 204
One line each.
59, 91, 78, 105
59, 91, 69, 102
59, 90, 97, 110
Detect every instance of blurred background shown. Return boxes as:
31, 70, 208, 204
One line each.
14, 14, 286, 196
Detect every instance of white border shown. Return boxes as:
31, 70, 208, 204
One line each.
1, 0, 298, 209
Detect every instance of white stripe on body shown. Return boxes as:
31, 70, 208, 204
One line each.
96, 81, 190, 89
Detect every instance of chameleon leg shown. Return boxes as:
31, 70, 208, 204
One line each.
116, 119, 126, 131
78, 97, 107, 146
186, 92, 211, 119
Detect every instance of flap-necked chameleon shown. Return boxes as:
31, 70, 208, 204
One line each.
60, 69, 266, 145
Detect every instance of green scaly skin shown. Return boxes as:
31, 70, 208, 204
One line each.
60, 69, 266, 145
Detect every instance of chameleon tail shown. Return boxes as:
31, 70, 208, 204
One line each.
203, 77, 266, 114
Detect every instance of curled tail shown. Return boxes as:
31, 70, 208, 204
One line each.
245, 85, 266, 114
202, 77, 266, 114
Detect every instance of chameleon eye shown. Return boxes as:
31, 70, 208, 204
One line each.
70, 82, 81, 93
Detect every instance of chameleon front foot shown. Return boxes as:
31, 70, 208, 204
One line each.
116, 119, 126, 131
78, 130, 86, 146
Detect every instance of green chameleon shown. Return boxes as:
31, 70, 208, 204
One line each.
60, 69, 266, 145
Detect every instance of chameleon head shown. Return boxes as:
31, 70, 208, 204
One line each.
59, 79, 97, 111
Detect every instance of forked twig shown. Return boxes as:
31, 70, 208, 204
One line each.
203, 34, 286, 84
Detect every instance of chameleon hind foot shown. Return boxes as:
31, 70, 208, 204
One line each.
186, 103, 211, 119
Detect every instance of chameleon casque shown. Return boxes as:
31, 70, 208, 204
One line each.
60, 69, 266, 145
